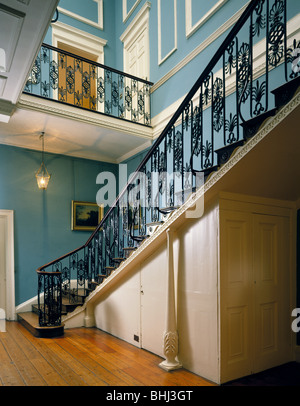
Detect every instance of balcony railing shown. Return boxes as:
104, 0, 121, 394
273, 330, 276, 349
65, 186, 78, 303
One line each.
24, 43, 153, 126
35, 0, 299, 328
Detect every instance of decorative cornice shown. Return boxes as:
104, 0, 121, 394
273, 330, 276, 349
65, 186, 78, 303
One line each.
18, 94, 153, 140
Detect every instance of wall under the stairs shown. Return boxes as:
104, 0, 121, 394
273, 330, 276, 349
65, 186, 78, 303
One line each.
91, 192, 297, 384
93, 199, 220, 383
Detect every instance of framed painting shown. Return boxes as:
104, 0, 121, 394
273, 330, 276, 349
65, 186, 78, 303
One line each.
71, 201, 104, 231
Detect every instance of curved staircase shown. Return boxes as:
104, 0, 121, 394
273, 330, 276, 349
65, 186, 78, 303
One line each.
17, 0, 300, 338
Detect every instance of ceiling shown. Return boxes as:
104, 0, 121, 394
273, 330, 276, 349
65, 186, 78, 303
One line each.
205, 101, 300, 203
0, 0, 154, 164
0, 101, 153, 163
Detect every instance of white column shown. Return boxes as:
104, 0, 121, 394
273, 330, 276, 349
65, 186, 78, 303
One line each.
84, 303, 95, 327
159, 228, 182, 371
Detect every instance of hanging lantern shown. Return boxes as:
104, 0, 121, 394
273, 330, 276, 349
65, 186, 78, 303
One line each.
35, 132, 51, 190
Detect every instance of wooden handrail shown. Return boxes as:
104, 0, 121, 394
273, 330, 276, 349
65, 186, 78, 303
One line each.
36, 270, 62, 275
36, 245, 84, 272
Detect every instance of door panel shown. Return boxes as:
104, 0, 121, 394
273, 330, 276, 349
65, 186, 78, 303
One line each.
140, 243, 167, 358
253, 214, 291, 372
220, 211, 253, 382
57, 43, 97, 110
220, 210, 291, 383
127, 29, 148, 80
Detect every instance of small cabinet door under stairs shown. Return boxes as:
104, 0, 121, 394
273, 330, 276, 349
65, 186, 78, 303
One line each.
220, 206, 292, 383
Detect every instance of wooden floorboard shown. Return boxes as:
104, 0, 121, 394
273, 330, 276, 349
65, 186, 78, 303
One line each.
0, 322, 216, 387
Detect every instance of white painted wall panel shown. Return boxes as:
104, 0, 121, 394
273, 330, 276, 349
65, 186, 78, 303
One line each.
94, 269, 141, 347
176, 203, 219, 382
140, 241, 168, 358
93, 201, 220, 383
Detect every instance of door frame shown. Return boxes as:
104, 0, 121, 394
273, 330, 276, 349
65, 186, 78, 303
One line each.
219, 193, 296, 383
0, 210, 15, 320
120, 2, 151, 80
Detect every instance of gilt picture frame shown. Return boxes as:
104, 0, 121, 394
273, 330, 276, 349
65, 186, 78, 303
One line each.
71, 201, 104, 231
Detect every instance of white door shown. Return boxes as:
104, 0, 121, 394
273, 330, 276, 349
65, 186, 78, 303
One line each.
220, 210, 254, 382
126, 29, 149, 80
121, 5, 150, 123
252, 214, 291, 373
124, 27, 149, 123
220, 210, 292, 383
0, 215, 6, 315
140, 243, 167, 357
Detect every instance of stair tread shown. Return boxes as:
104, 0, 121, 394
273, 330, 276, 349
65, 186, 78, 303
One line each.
18, 312, 64, 329
159, 206, 180, 211
62, 297, 84, 305
215, 139, 245, 153
62, 289, 86, 298
18, 312, 64, 338
271, 75, 300, 95
241, 108, 277, 126
32, 303, 67, 315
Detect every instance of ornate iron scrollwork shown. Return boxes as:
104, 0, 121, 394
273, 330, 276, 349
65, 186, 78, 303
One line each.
268, 0, 285, 67
35, 0, 298, 329
224, 113, 238, 144
25, 44, 152, 126
237, 42, 251, 104
287, 39, 300, 79
213, 77, 224, 132
252, 80, 266, 116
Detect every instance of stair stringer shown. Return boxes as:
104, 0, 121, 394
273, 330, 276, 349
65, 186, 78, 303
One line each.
62, 88, 300, 330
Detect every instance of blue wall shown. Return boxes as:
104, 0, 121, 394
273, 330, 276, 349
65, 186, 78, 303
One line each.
10, 0, 300, 305
0, 144, 118, 305
110, 0, 252, 115
112, 0, 300, 116
48, 0, 300, 118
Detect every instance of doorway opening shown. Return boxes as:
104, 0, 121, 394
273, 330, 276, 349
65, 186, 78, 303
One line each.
0, 210, 15, 323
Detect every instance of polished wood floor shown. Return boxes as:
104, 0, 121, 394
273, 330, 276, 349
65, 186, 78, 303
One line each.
0, 322, 216, 387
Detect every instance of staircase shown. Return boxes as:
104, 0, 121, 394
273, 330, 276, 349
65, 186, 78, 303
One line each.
17, 0, 300, 338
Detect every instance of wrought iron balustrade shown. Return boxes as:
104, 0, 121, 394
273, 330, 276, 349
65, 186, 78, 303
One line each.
24, 43, 153, 126
36, 0, 300, 327
37, 270, 62, 327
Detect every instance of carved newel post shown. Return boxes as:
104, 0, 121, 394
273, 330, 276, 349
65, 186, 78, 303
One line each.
159, 228, 182, 371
